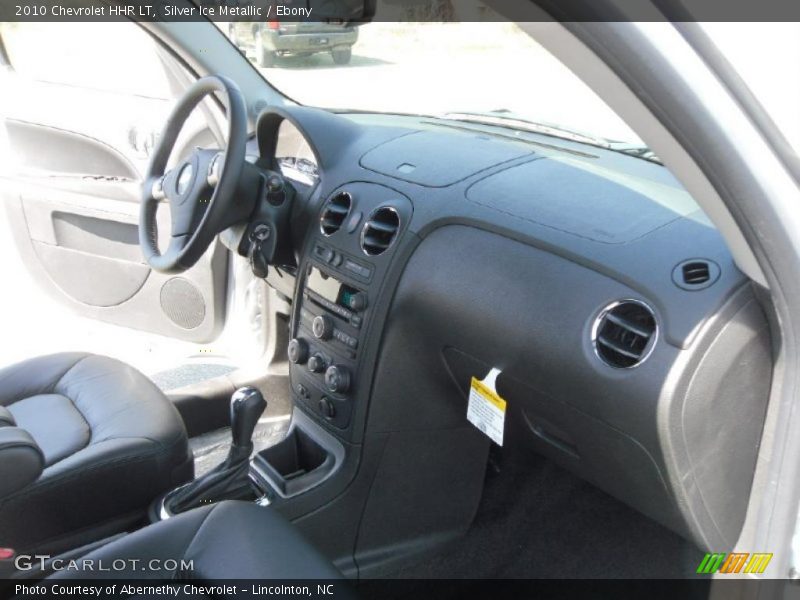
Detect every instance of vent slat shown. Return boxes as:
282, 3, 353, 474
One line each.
320, 192, 352, 236
604, 313, 653, 339
597, 335, 643, 360
362, 235, 391, 249
364, 220, 397, 233
681, 261, 711, 285
326, 204, 350, 215
362, 207, 400, 256
594, 301, 656, 368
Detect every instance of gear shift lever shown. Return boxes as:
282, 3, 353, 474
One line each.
161, 387, 267, 516
230, 387, 267, 450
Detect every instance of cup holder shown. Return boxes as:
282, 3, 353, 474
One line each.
251, 417, 339, 498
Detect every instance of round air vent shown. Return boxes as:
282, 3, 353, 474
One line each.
592, 300, 657, 368
672, 259, 720, 291
361, 206, 400, 256
319, 192, 352, 236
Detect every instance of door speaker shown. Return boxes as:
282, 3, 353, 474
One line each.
160, 277, 206, 329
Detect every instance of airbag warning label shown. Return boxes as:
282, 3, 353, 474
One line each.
467, 376, 506, 446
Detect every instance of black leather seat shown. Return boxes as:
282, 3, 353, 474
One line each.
48, 501, 348, 582
0, 353, 192, 553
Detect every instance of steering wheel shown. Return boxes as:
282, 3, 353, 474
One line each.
139, 75, 248, 274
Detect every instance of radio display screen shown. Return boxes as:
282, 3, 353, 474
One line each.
307, 267, 341, 303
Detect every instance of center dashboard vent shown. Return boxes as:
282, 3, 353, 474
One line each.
361, 206, 400, 256
592, 300, 657, 369
320, 192, 352, 236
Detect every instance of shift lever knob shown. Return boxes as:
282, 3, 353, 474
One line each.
230, 387, 267, 449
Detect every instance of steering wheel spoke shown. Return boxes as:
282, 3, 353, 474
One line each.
207, 151, 224, 187
150, 175, 167, 201
138, 76, 247, 274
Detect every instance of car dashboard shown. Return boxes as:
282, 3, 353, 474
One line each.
256, 106, 772, 559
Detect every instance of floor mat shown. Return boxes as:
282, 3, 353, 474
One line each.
189, 414, 291, 477
151, 363, 237, 392
391, 443, 704, 581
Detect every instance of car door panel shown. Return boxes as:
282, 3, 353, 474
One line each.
2, 176, 228, 342
5, 119, 139, 180
0, 23, 231, 344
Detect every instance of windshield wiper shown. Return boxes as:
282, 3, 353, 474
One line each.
439, 111, 661, 164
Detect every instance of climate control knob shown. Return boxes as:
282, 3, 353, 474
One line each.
312, 315, 334, 340
324, 365, 351, 394
288, 338, 309, 364
308, 354, 326, 374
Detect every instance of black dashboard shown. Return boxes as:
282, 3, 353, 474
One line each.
255, 105, 772, 559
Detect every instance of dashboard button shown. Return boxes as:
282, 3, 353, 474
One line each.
347, 292, 368, 312
296, 383, 310, 400
324, 365, 351, 394
318, 397, 336, 419
312, 315, 334, 340
315, 246, 334, 263
343, 259, 372, 280
288, 338, 309, 364
308, 354, 326, 373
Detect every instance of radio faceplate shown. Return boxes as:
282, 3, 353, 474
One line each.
289, 182, 413, 441
289, 253, 369, 430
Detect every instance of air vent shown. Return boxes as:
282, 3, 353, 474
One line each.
592, 300, 657, 369
319, 192, 352, 236
672, 259, 720, 291
682, 262, 710, 284
361, 207, 400, 256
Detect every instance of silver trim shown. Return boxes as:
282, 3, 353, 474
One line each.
319, 191, 353, 237
207, 152, 223, 186
156, 477, 272, 521
360, 205, 401, 257
590, 298, 658, 369
151, 176, 165, 201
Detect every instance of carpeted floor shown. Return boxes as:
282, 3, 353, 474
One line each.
390, 443, 704, 581
186, 370, 293, 476
151, 362, 238, 391
189, 415, 291, 476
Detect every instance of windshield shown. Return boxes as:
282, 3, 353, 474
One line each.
225, 21, 646, 150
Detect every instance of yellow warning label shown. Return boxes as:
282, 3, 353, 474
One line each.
470, 378, 507, 412
467, 376, 506, 446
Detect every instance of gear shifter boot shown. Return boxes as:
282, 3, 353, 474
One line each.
162, 387, 266, 515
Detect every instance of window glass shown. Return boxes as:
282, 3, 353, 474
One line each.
232, 20, 642, 146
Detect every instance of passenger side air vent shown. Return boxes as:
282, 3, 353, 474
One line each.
319, 192, 352, 236
672, 258, 720, 292
672, 259, 720, 291
592, 300, 657, 369
682, 261, 710, 285
361, 207, 400, 256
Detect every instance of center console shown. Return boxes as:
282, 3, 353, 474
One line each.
283, 183, 413, 442
289, 259, 369, 430
245, 182, 412, 513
